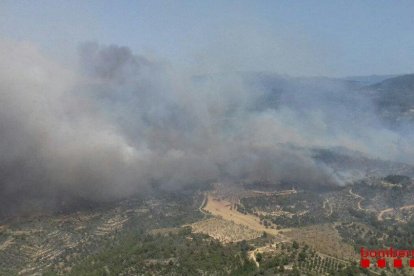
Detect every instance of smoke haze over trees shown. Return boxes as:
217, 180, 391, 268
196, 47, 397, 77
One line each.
1, 39, 414, 216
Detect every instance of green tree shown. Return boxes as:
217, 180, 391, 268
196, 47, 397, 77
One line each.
256, 253, 263, 263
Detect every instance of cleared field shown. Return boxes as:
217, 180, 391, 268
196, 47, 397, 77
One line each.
285, 224, 357, 261
203, 194, 287, 237
190, 218, 261, 243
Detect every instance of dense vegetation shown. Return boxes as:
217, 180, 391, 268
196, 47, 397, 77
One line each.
238, 192, 330, 228
3, 175, 414, 275
44, 228, 257, 275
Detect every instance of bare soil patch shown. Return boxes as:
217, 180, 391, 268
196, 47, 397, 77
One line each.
285, 223, 357, 261
190, 218, 261, 243
203, 194, 288, 237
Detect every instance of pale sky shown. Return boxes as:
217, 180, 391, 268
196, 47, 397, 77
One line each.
1, 0, 414, 77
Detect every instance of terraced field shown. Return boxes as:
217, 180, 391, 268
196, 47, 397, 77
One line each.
285, 223, 358, 261
203, 194, 285, 236
190, 217, 262, 243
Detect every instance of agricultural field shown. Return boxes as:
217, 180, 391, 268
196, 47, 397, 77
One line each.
190, 217, 262, 243
1, 175, 414, 275
202, 194, 284, 236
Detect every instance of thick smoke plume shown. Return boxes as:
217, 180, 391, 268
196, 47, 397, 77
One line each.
0, 40, 412, 216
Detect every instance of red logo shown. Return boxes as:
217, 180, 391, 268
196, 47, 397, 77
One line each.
410, 259, 414, 267
360, 247, 414, 269
377, 259, 386, 268
360, 259, 370, 268
394, 259, 402, 268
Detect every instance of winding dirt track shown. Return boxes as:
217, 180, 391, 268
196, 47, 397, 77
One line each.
348, 188, 365, 211
377, 204, 414, 221
198, 193, 208, 217
323, 199, 333, 216
348, 188, 414, 220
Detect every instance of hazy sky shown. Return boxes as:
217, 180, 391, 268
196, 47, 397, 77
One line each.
1, 0, 414, 77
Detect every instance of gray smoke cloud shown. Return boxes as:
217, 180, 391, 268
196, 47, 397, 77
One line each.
0, 39, 413, 216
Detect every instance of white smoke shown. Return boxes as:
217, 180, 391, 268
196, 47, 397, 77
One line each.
0, 39, 412, 215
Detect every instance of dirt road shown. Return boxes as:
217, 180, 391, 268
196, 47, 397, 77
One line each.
377, 204, 414, 221
349, 188, 365, 211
